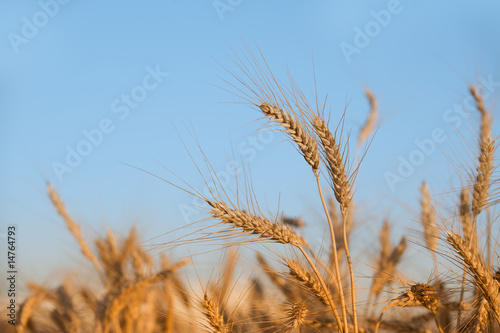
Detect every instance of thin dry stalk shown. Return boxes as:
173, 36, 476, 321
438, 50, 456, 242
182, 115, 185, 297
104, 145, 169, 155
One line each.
47, 183, 102, 273
312, 114, 355, 332
458, 187, 476, 328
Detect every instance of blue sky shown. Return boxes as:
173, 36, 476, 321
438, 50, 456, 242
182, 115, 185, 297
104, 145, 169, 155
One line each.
1, 1, 499, 288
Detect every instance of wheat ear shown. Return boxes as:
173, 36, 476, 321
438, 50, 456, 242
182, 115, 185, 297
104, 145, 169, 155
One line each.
47, 183, 102, 273
470, 86, 495, 217
202, 293, 229, 333
208, 199, 343, 329
420, 182, 439, 277
312, 114, 357, 332
286, 259, 332, 306
283, 301, 308, 332
208, 200, 303, 246
259, 102, 321, 172
358, 88, 378, 148
446, 231, 500, 324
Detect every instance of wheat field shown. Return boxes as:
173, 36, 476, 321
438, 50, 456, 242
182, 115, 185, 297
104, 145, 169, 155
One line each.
4, 50, 499, 333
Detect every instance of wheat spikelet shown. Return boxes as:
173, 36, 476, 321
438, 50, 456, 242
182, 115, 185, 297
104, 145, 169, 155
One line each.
375, 282, 442, 333
208, 200, 303, 246
446, 231, 500, 323
259, 102, 321, 172
370, 236, 407, 298
202, 293, 229, 333
18, 292, 46, 333
47, 183, 102, 273
472, 138, 496, 217
470, 85, 491, 145
459, 187, 476, 248
358, 88, 378, 148
282, 301, 308, 332
256, 253, 293, 298
470, 294, 490, 333
379, 220, 392, 267
420, 182, 439, 254
285, 259, 332, 306
312, 115, 352, 211
469, 85, 496, 217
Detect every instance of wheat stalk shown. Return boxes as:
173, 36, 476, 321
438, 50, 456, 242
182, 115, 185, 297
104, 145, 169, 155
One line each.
312, 115, 352, 211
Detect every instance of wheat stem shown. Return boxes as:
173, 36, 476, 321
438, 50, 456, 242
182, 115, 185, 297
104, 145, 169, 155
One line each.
316, 175, 349, 333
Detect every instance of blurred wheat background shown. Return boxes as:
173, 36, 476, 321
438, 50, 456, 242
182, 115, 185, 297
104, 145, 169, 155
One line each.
1, 1, 499, 332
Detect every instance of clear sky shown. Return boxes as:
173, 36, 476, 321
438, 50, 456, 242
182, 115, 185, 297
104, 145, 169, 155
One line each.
1, 1, 499, 289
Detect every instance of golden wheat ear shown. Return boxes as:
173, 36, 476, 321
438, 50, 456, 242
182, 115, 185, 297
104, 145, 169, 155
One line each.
446, 231, 500, 324
47, 183, 102, 274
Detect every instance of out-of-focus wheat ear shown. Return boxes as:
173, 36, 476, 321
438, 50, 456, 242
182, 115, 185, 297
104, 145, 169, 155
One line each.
47, 183, 102, 274
459, 187, 476, 249
259, 102, 321, 172
215, 249, 237, 304
312, 115, 352, 211
18, 292, 46, 333
457, 187, 476, 329
282, 216, 306, 229
470, 294, 490, 333
379, 220, 392, 267
446, 231, 500, 324
375, 282, 443, 333
470, 85, 491, 145
369, 236, 406, 300
420, 182, 439, 255
285, 259, 332, 307
358, 88, 378, 148
256, 253, 294, 299
202, 293, 229, 333
283, 301, 308, 332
